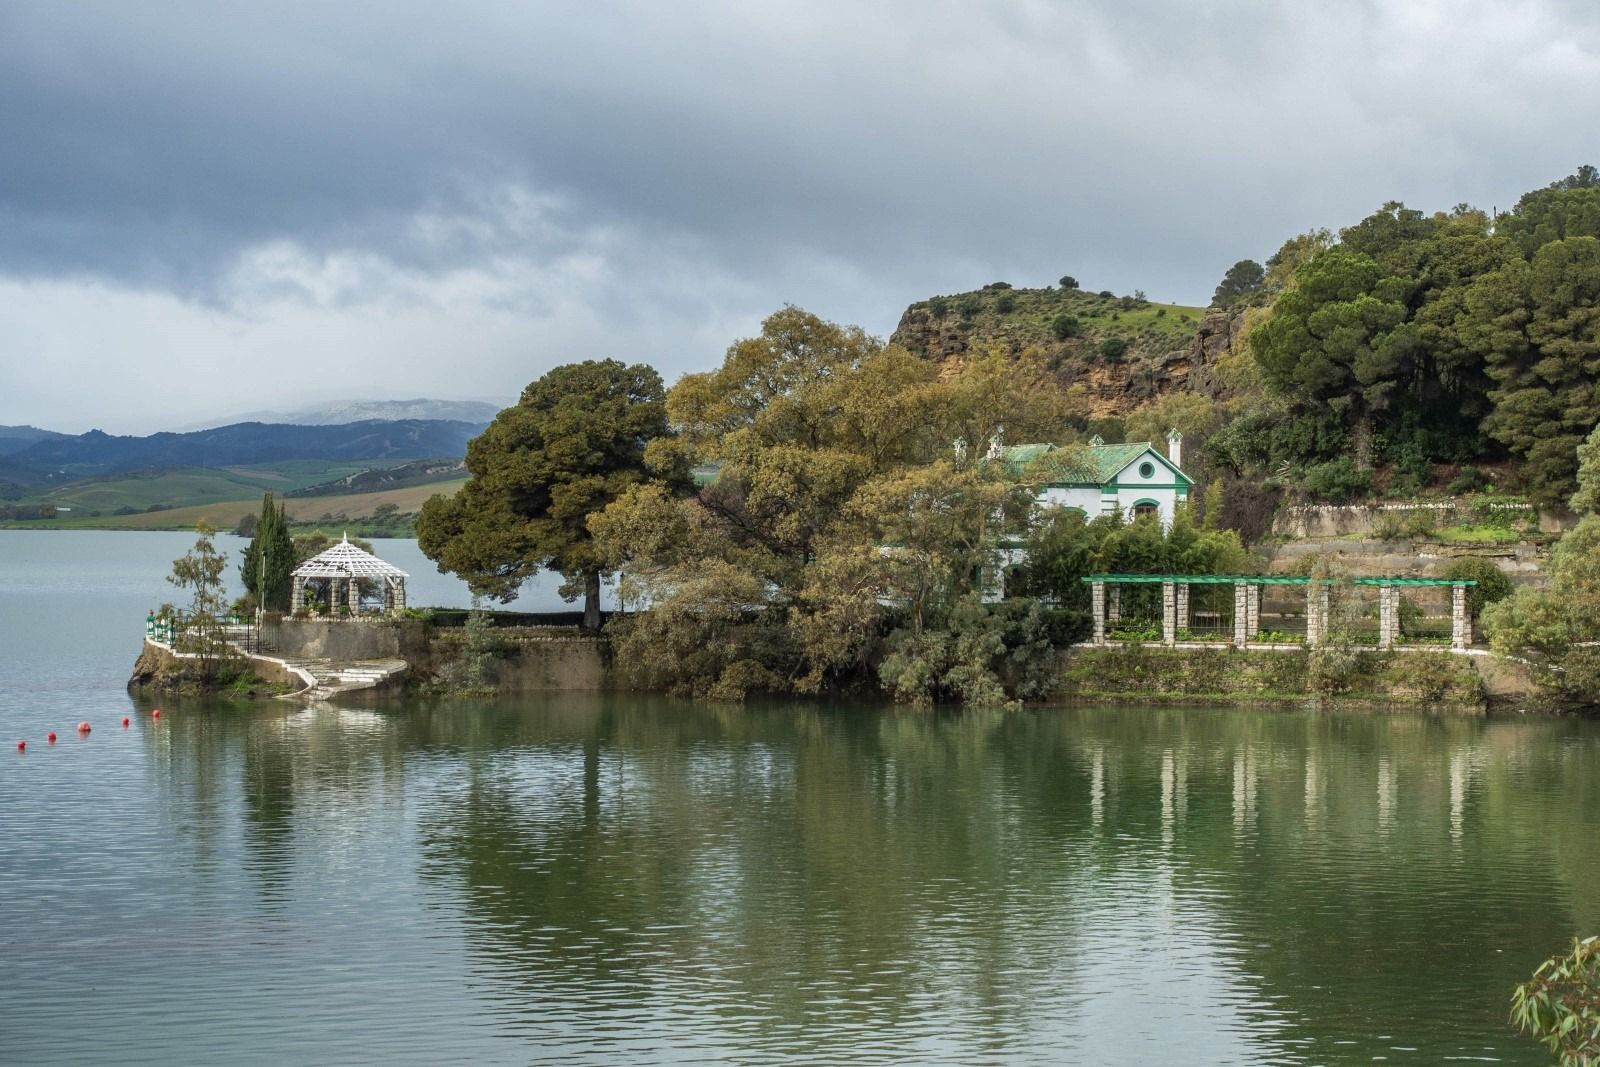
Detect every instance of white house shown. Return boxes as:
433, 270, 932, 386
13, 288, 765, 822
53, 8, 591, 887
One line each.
1001, 429, 1192, 529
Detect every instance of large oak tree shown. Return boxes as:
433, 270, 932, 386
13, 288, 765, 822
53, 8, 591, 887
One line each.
417, 359, 671, 628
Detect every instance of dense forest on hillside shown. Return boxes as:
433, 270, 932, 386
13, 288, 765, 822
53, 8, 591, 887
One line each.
893, 166, 1600, 517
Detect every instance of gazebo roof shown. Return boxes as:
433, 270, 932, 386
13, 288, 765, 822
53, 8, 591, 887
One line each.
291, 535, 409, 580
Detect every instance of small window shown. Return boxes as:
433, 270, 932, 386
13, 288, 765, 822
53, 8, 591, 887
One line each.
1132, 501, 1159, 519
1138, 461, 1155, 478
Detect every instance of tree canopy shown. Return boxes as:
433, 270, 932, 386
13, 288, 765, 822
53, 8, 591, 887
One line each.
417, 359, 671, 628
1211, 259, 1265, 308
240, 492, 294, 612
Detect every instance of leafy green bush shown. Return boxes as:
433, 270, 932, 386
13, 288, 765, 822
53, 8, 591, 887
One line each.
1447, 465, 1487, 494
1059, 275, 1079, 290
1051, 313, 1082, 339
995, 293, 1017, 313
1301, 458, 1372, 502
1444, 557, 1513, 619
1511, 935, 1600, 1066
983, 281, 1012, 290
927, 296, 949, 317
1098, 337, 1128, 362
956, 295, 982, 318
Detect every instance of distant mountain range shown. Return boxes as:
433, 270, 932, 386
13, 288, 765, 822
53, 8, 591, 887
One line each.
173, 398, 503, 430
0, 418, 488, 487
0, 425, 72, 455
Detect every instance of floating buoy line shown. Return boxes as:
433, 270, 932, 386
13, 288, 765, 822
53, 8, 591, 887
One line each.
16, 708, 164, 752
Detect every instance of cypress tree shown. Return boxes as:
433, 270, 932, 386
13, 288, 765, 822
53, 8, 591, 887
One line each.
241, 493, 297, 612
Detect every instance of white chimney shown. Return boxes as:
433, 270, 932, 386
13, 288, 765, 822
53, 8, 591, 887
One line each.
1167, 428, 1183, 470
986, 426, 1005, 460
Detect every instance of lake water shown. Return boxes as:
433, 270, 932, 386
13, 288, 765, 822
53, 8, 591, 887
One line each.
1, 529, 1597, 1065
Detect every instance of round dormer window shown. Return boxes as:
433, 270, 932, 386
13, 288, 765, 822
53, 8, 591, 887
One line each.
1138, 461, 1155, 478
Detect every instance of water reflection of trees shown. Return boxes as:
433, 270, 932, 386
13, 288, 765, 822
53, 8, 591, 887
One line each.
148, 694, 1600, 1063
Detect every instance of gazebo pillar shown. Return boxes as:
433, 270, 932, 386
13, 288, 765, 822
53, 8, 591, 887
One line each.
347, 576, 360, 615
1091, 581, 1107, 646
1161, 582, 1177, 646
1108, 586, 1122, 624
1245, 584, 1260, 640
1306, 583, 1329, 648
1378, 584, 1398, 649
1232, 582, 1250, 646
1452, 584, 1470, 649
1175, 583, 1190, 635
393, 578, 406, 613
291, 575, 306, 615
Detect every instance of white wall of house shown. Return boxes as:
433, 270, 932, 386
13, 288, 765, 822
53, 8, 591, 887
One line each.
1109, 454, 1185, 528
1035, 486, 1101, 515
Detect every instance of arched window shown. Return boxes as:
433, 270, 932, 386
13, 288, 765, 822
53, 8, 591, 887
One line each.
1131, 499, 1160, 520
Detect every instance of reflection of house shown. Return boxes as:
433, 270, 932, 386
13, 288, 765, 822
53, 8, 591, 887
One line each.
1001, 429, 1192, 529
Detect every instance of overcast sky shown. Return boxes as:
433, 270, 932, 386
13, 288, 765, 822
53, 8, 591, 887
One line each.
2, 0, 1597, 433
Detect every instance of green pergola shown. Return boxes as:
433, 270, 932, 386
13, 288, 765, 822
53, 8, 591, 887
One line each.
1078, 574, 1477, 651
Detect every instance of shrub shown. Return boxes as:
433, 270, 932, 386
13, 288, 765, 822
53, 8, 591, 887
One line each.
956, 295, 982, 318
1401, 509, 1438, 538
1301, 458, 1372, 503
1444, 557, 1513, 619
983, 281, 1012, 290
1447, 465, 1486, 494
1051, 313, 1081, 339
1098, 337, 1128, 361
995, 293, 1017, 313
1098, 289, 1114, 298
1059, 275, 1079, 290
1512, 936, 1600, 1066
927, 296, 949, 317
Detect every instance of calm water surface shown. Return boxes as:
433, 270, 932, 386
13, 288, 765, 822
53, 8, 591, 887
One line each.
1, 529, 1597, 1065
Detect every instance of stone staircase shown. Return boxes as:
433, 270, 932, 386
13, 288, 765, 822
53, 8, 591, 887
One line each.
272, 657, 408, 702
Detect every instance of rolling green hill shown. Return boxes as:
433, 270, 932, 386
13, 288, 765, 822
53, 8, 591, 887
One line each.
34, 460, 380, 514
5, 479, 466, 532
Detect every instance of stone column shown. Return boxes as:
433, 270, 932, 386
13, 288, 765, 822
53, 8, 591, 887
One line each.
1452, 584, 1470, 649
1175, 584, 1190, 636
1305, 583, 1325, 648
394, 579, 406, 613
1162, 582, 1177, 646
348, 577, 360, 615
1378, 584, 1397, 649
290, 575, 305, 615
1245, 584, 1261, 641
1233, 583, 1250, 646
1091, 581, 1106, 645
1108, 586, 1122, 623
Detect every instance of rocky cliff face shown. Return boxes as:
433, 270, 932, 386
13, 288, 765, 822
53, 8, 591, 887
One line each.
889, 286, 1243, 419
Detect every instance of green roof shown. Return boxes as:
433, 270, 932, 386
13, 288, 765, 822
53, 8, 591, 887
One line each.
1002, 441, 1182, 485
1079, 574, 1475, 586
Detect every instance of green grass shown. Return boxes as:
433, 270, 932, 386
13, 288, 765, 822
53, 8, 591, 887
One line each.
1432, 524, 1526, 545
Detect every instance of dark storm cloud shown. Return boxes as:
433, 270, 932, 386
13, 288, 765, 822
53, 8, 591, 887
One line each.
2, 0, 1599, 431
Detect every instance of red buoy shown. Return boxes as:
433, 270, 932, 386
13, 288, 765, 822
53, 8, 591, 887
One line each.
151, 709, 162, 720
76, 722, 91, 734
121, 717, 130, 727
15, 740, 24, 751
47, 732, 56, 743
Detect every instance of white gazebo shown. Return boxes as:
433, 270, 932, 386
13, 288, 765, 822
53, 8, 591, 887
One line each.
290, 535, 409, 616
